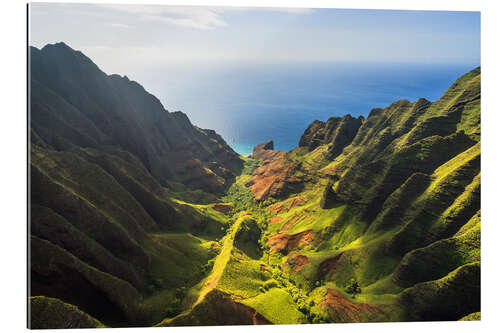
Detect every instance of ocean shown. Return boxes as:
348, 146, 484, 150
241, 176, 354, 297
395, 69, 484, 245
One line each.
142, 62, 478, 156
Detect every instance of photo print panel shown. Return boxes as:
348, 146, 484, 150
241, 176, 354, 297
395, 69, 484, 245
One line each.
28, 1, 480, 328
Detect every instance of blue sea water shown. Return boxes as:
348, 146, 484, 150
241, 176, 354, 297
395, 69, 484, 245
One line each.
146, 62, 478, 156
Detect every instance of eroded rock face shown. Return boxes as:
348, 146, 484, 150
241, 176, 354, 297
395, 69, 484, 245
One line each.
268, 230, 315, 254
321, 289, 384, 323
317, 253, 344, 280
245, 142, 303, 201
287, 252, 309, 273
268, 195, 307, 215
320, 181, 341, 209
269, 216, 283, 224
298, 115, 363, 158
251, 140, 281, 160
212, 203, 233, 215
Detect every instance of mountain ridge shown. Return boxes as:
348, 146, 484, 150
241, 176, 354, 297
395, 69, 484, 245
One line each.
30, 42, 243, 192
29, 43, 480, 327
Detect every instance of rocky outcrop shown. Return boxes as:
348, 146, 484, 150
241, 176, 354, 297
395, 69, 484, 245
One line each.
245, 141, 303, 201
251, 140, 283, 160
268, 195, 308, 215
212, 203, 233, 215
319, 180, 341, 209
287, 253, 309, 273
298, 115, 363, 158
317, 253, 343, 280
320, 289, 385, 322
268, 230, 315, 254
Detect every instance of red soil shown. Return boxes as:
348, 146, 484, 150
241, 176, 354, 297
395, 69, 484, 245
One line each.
280, 215, 301, 231
269, 216, 284, 224
321, 289, 382, 322
289, 195, 306, 208
245, 145, 300, 201
268, 230, 315, 254
212, 203, 232, 215
318, 253, 344, 279
287, 252, 309, 272
268, 195, 307, 215
269, 203, 285, 215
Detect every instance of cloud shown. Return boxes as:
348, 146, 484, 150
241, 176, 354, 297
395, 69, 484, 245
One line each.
96, 4, 312, 30
258, 7, 314, 14
106, 23, 130, 28
97, 5, 226, 30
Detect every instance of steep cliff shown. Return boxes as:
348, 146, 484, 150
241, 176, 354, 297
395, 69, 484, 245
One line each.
29, 43, 481, 327
29, 43, 243, 327
30, 42, 242, 193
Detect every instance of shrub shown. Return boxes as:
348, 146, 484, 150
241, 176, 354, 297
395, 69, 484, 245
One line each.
221, 183, 254, 212
242, 159, 260, 175
345, 278, 362, 296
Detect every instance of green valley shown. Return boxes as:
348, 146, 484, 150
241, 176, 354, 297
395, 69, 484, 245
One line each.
29, 43, 480, 328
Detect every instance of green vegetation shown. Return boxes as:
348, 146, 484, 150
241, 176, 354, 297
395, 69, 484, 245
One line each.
221, 182, 255, 212
397, 262, 480, 321
345, 278, 362, 298
29, 43, 480, 328
242, 289, 307, 324
242, 158, 261, 175
30, 296, 105, 329
459, 312, 481, 321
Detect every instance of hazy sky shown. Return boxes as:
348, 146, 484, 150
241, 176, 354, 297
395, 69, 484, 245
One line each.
30, 2, 480, 76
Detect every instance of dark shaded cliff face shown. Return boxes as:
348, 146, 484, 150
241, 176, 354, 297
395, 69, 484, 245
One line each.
29, 43, 243, 328
30, 42, 242, 193
298, 114, 364, 158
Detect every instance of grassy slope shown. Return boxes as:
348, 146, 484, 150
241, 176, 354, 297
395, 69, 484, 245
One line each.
30, 143, 235, 327
153, 68, 481, 325
226, 67, 481, 323
30, 65, 480, 327
242, 288, 305, 324
156, 213, 254, 326
29, 296, 105, 329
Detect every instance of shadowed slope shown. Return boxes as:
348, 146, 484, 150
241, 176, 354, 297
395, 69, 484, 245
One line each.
30, 42, 242, 192
29, 43, 241, 327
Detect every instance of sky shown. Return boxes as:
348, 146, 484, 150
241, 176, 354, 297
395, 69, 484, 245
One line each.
30, 2, 480, 75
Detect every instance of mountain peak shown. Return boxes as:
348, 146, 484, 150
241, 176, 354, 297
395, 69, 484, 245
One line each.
42, 41, 73, 51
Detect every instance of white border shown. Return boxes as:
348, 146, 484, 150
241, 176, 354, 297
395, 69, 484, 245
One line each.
1, 0, 499, 332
